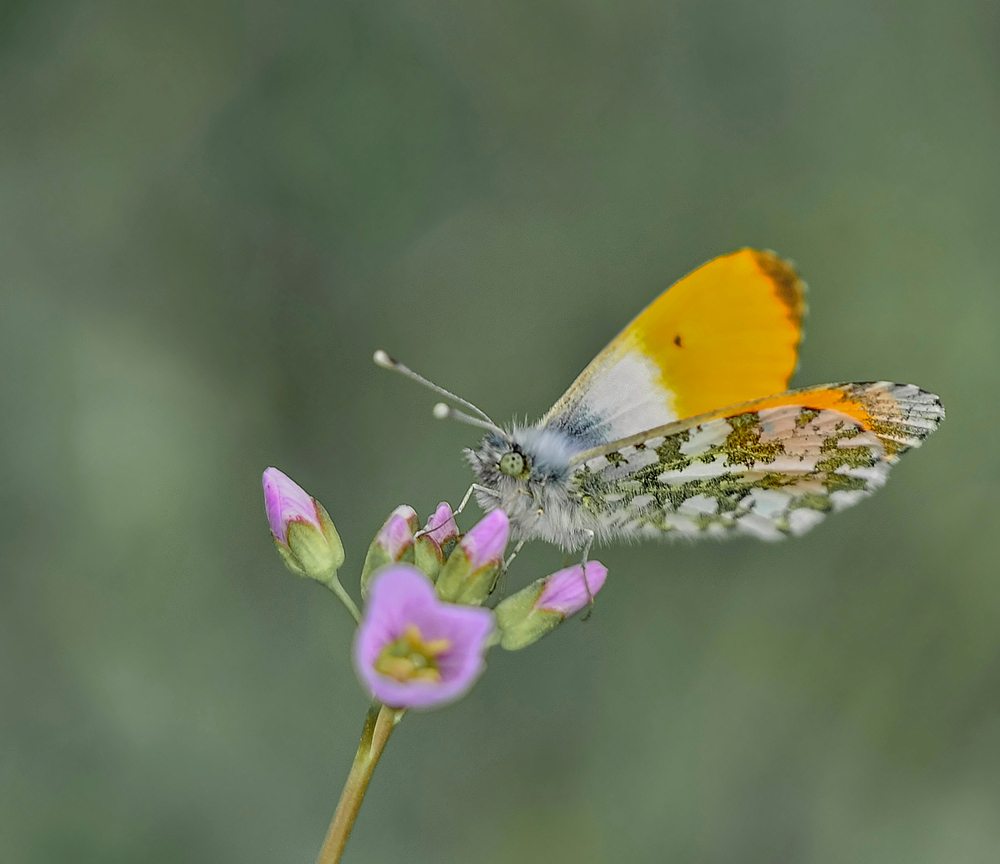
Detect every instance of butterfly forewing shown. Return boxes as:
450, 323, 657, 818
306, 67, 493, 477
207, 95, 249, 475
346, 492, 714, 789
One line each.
539, 249, 807, 445
568, 382, 944, 542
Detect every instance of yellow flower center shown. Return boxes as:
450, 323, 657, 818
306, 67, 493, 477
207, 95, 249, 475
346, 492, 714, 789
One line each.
374, 624, 452, 684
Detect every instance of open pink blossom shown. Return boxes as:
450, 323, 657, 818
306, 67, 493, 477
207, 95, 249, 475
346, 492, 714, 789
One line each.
354, 565, 495, 709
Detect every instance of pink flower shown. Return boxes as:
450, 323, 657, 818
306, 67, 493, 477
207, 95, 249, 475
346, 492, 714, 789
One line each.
378, 505, 419, 559
262, 467, 344, 579
436, 510, 509, 605
457, 509, 508, 570
494, 561, 608, 651
353, 565, 495, 710
414, 502, 460, 580
423, 502, 460, 546
263, 467, 321, 544
361, 505, 419, 596
536, 562, 608, 616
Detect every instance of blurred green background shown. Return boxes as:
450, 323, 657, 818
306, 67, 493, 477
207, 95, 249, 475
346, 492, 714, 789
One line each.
2, 0, 998, 861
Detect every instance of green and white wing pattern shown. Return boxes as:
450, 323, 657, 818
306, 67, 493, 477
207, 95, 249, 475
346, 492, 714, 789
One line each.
569, 383, 943, 542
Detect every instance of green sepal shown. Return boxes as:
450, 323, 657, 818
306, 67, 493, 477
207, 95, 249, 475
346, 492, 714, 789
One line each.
274, 538, 306, 576
414, 535, 446, 581
286, 519, 341, 583
360, 540, 415, 599
436, 547, 499, 606
315, 502, 346, 572
494, 580, 563, 650
270, 498, 359, 623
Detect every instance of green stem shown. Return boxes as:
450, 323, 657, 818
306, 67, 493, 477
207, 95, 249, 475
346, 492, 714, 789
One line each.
316, 704, 404, 864
325, 573, 362, 623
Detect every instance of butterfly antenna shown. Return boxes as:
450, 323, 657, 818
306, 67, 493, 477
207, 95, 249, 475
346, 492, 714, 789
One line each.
432, 402, 503, 434
373, 350, 500, 429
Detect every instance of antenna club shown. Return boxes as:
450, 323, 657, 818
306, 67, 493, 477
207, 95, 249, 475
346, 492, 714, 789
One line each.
432, 403, 451, 420
370, 350, 497, 427
372, 350, 396, 369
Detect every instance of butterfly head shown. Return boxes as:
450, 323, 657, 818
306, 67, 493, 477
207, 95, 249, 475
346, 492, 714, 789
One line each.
465, 430, 547, 535
467, 425, 580, 486
464, 425, 596, 547
466, 431, 527, 491
498, 448, 529, 479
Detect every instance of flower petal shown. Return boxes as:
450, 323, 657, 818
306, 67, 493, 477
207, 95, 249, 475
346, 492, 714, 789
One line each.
459, 510, 509, 570
353, 565, 495, 710
423, 502, 459, 545
536, 562, 608, 616
262, 467, 320, 544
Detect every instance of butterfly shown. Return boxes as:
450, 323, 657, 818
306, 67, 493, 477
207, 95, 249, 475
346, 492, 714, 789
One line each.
377, 249, 944, 552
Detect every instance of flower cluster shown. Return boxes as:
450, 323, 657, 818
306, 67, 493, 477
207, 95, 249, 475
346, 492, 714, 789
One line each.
262, 468, 607, 711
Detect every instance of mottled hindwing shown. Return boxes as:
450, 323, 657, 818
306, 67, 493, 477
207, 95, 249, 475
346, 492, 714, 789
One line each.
568, 382, 944, 541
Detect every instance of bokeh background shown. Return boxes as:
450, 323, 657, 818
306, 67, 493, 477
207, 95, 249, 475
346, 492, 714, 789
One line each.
2, 1, 998, 861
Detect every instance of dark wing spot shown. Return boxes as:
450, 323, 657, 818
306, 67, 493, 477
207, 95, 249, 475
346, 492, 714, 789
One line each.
751, 250, 807, 329
673, 334, 683, 347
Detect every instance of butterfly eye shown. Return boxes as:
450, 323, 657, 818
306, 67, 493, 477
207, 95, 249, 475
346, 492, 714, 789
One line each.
498, 451, 527, 478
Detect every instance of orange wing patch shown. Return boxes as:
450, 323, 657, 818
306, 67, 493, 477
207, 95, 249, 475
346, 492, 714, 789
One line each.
719, 382, 942, 457
574, 382, 943, 465
622, 249, 807, 420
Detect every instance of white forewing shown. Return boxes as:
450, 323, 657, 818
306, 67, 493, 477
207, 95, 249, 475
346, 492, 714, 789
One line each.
538, 349, 677, 446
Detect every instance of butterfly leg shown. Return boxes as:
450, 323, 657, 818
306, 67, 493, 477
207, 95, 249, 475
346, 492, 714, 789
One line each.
482, 539, 525, 601
415, 483, 498, 540
495, 504, 542, 596
503, 539, 526, 572
579, 529, 596, 619
510, 502, 546, 571
454, 483, 499, 517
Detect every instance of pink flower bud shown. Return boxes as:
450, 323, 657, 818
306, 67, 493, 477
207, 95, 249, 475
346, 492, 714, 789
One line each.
435, 510, 510, 605
262, 467, 344, 580
361, 505, 420, 597
378, 505, 419, 560
457, 509, 509, 571
414, 502, 460, 580
536, 562, 608, 617
423, 502, 459, 546
263, 467, 321, 545
494, 561, 608, 651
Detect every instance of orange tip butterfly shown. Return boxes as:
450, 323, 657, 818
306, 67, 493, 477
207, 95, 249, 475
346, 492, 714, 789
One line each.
376, 249, 944, 551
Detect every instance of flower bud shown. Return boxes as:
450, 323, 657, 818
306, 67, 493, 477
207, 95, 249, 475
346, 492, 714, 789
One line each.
263, 467, 345, 582
435, 510, 509, 606
361, 506, 419, 598
414, 502, 460, 581
494, 561, 608, 650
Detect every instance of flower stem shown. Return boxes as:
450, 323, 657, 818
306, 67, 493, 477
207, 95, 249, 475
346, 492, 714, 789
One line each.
316, 703, 404, 864
325, 573, 362, 624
